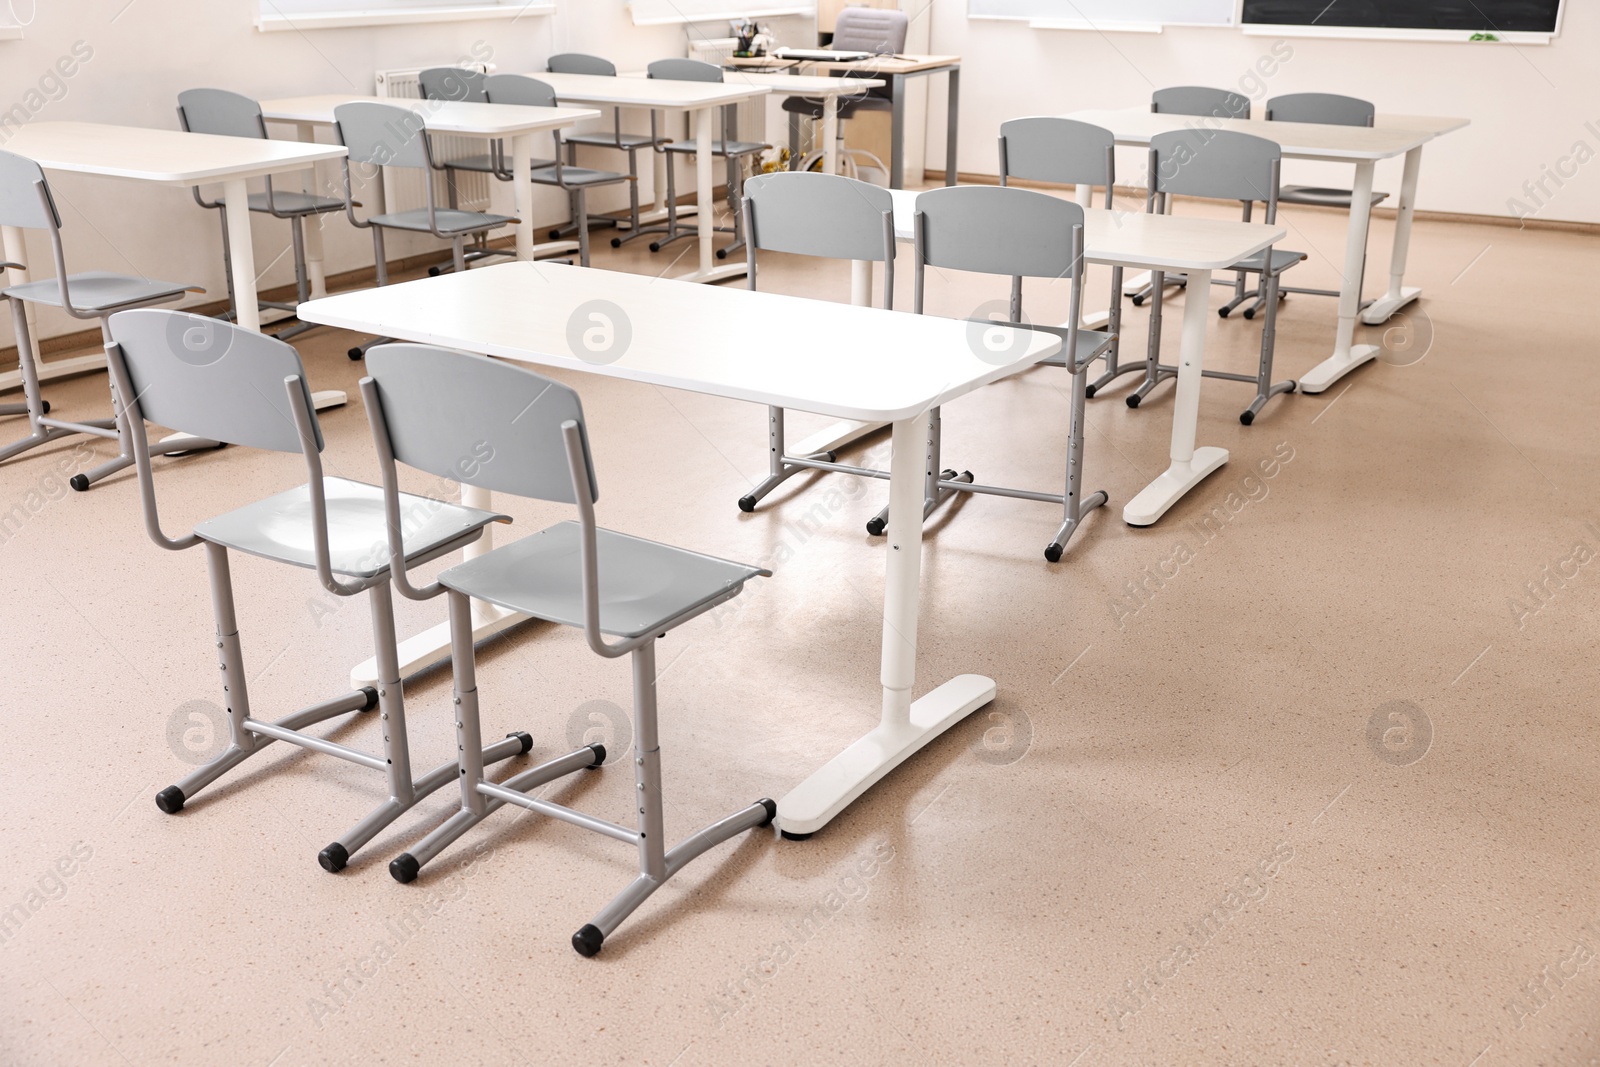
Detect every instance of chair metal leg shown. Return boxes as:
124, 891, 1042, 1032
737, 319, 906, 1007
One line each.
1128, 269, 1177, 408
1240, 267, 1297, 426
736, 405, 844, 513
349, 228, 394, 360
1046, 360, 1108, 562
1086, 265, 1144, 398
865, 404, 970, 536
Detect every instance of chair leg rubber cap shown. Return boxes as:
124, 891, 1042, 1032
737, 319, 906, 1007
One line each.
390, 853, 420, 884
155, 785, 185, 814
318, 843, 349, 874
1126, 396, 1141, 409
509, 731, 534, 754
40, 400, 50, 414
69, 474, 89, 492
573, 924, 605, 957
1240, 411, 1255, 426
865, 517, 887, 536
757, 798, 777, 827
347, 348, 364, 361
1084, 385, 1098, 398
360, 686, 380, 711
586, 743, 607, 767
737, 495, 757, 513
780, 829, 813, 841
1044, 543, 1064, 563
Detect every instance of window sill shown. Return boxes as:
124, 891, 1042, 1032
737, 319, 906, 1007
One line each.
256, 4, 554, 32
0, 27, 25, 40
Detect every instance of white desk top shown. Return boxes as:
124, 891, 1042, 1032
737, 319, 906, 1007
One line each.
259, 95, 600, 135
2, 121, 347, 184
1062, 108, 1438, 163
888, 189, 1285, 271
1376, 113, 1472, 138
632, 70, 885, 95
531, 71, 770, 111
296, 262, 1060, 421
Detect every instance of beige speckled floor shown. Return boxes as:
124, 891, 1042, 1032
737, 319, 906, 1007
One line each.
2, 190, 1598, 1067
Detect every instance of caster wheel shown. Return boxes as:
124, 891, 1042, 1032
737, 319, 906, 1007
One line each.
585, 743, 607, 768
1131, 295, 1145, 307
1126, 395, 1141, 410
1243, 308, 1256, 321
40, 400, 50, 414
427, 266, 442, 278
780, 829, 813, 841
610, 237, 623, 249
756, 799, 777, 827
155, 785, 185, 814
573, 924, 604, 958
737, 495, 757, 513
1218, 307, 1230, 319
648, 242, 662, 253
1239, 411, 1255, 426
866, 516, 887, 536
318, 842, 349, 874
508, 731, 534, 754
390, 853, 420, 884
1044, 543, 1064, 563
69, 473, 89, 492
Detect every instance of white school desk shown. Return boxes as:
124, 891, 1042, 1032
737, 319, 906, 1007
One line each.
1060, 108, 1467, 394
886, 188, 1286, 526
259, 95, 602, 272
727, 54, 961, 190
296, 261, 1059, 837
527, 73, 771, 284
0, 121, 347, 405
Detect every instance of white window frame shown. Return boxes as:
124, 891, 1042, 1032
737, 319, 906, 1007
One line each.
256, 0, 555, 33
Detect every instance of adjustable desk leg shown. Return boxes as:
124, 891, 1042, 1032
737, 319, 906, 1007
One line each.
1361, 145, 1424, 325
1299, 162, 1380, 393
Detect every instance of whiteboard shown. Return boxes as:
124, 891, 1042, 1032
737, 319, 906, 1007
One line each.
627, 0, 816, 25
968, 0, 1236, 26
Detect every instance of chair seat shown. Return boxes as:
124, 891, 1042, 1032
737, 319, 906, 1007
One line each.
439, 520, 765, 639
1037, 328, 1116, 369
781, 95, 891, 122
1228, 248, 1309, 274
246, 191, 345, 216
195, 477, 506, 579
661, 139, 768, 159
1278, 185, 1389, 209
565, 131, 658, 150
3, 272, 198, 313
441, 153, 504, 174
369, 207, 518, 236
530, 165, 631, 189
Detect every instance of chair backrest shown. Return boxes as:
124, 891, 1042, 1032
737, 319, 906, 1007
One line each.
419, 67, 488, 104
107, 309, 321, 453
744, 172, 893, 262
1266, 92, 1375, 127
363, 343, 596, 504
0, 150, 61, 231
1149, 129, 1280, 206
832, 7, 909, 53
914, 185, 1085, 280
548, 53, 617, 76
483, 73, 558, 109
177, 88, 266, 140
335, 101, 431, 170
998, 117, 1115, 188
647, 58, 724, 83
1152, 86, 1251, 121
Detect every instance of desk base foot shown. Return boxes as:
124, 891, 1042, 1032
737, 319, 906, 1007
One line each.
1299, 344, 1379, 395
775, 673, 996, 838
311, 389, 347, 411
1359, 287, 1421, 326
672, 263, 750, 285
1122, 446, 1229, 527
1080, 309, 1111, 330
349, 603, 530, 688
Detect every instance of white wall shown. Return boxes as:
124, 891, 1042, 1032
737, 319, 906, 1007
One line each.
919, 1, 1600, 225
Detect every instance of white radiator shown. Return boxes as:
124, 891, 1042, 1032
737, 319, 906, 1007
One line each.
685, 38, 765, 144
373, 62, 497, 214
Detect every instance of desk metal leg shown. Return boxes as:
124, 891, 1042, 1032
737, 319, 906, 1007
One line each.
1361, 146, 1424, 325
776, 410, 995, 838
1123, 267, 1228, 526
889, 74, 906, 190
1299, 162, 1380, 393
944, 66, 959, 187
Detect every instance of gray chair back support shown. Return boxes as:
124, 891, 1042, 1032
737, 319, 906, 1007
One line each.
743, 172, 894, 262
1149, 129, 1280, 205
831, 7, 909, 53
999, 117, 1115, 188
1266, 92, 1375, 127
336, 101, 430, 169
646, 58, 723, 83
483, 73, 558, 109
0, 151, 60, 231
363, 343, 596, 504
1152, 86, 1251, 120
419, 67, 488, 103
107, 308, 321, 453
177, 88, 266, 139
548, 53, 616, 76
915, 185, 1084, 280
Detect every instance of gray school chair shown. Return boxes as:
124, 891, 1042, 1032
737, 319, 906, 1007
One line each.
547, 53, 659, 249
892, 185, 1115, 561
177, 88, 345, 341
334, 101, 519, 360
642, 58, 768, 259
0, 150, 211, 490
1131, 86, 1257, 309
998, 116, 1136, 399
104, 309, 529, 871
780, 7, 908, 178
483, 74, 631, 267
361, 343, 773, 957
1131, 130, 1306, 425
417, 68, 517, 206
738, 171, 895, 513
